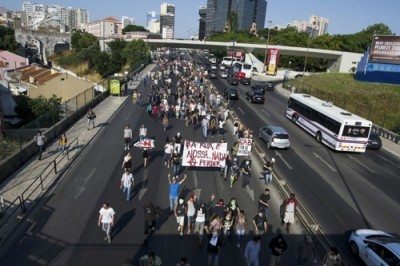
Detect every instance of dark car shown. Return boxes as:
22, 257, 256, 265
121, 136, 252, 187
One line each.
227, 75, 239, 85
224, 87, 239, 100
266, 82, 275, 91
367, 132, 382, 150
242, 77, 251, 85
246, 90, 265, 104
250, 84, 265, 94
209, 70, 218, 79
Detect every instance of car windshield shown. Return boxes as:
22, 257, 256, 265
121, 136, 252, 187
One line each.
275, 134, 289, 139
252, 91, 264, 95
243, 64, 252, 70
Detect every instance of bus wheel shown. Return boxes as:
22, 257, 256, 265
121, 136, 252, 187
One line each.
316, 132, 322, 143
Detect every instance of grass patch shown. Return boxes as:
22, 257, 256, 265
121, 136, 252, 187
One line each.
287, 73, 400, 134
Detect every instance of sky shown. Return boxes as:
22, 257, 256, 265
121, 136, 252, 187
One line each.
2, 0, 400, 38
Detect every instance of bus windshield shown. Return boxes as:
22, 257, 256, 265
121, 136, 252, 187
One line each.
342, 126, 370, 138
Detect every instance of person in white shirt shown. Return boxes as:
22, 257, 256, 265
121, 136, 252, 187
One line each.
123, 125, 133, 150
139, 125, 147, 141
218, 120, 225, 136
120, 169, 134, 202
34, 131, 47, 160
164, 142, 174, 168
98, 202, 115, 243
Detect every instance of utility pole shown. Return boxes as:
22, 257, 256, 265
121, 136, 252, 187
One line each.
303, 36, 311, 75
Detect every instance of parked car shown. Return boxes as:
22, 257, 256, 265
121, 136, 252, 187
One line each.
209, 70, 218, 79
224, 87, 239, 100
367, 132, 382, 150
242, 77, 251, 85
227, 75, 239, 85
266, 82, 275, 91
220, 70, 228, 79
210, 64, 218, 70
258, 126, 290, 149
246, 90, 264, 103
349, 229, 400, 266
251, 84, 266, 94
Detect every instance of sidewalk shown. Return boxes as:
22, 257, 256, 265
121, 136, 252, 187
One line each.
0, 63, 156, 241
274, 83, 400, 158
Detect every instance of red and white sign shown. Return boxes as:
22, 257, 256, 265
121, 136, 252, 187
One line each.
182, 140, 228, 167
227, 49, 245, 62
134, 139, 155, 149
237, 138, 253, 156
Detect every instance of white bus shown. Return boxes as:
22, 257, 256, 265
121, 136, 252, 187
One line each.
286, 93, 372, 152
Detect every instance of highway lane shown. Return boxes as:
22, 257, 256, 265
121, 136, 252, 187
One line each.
1, 61, 302, 265
193, 51, 400, 259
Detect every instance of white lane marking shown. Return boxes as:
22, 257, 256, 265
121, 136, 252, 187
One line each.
313, 152, 337, 172
83, 168, 96, 185
261, 109, 271, 117
348, 155, 375, 173
74, 186, 86, 200
377, 154, 400, 169
275, 151, 293, 170
237, 107, 245, 115
244, 185, 255, 201
139, 169, 149, 200
74, 168, 96, 200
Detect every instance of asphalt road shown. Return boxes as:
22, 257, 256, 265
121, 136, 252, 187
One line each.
192, 51, 400, 261
1, 60, 305, 266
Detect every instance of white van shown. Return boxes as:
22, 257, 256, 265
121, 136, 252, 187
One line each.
233, 62, 253, 79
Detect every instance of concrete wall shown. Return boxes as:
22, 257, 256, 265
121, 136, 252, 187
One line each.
327, 52, 363, 73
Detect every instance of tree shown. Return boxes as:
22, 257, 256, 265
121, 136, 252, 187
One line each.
93, 51, 113, 78
71, 29, 98, 52
122, 24, 148, 34
0, 25, 19, 52
122, 40, 149, 69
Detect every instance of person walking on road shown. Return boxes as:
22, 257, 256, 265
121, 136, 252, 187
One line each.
229, 158, 239, 188
296, 235, 316, 266
122, 152, 132, 171
252, 209, 268, 237
244, 235, 261, 266
269, 234, 288, 266
175, 198, 187, 237
322, 246, 342, 266
120, 169, 134, 202
124, 125, 133, 150
139, 252, 162, 266
261, 158, 275, 184
34, 131, 47, 160
186, 194, 196, 234
194, 203, 206, 248
201, 116, 209, 138
87, 108, 96, 130
258, 189, 270, 218
142, 148, 149, 168
235, 210, 247, 248
168, 174, 188, 212
162, 114, 169, 131
164, 141, 174, 168
98, 202, 115, 243
172, 150, 181, 177
58, 133, 67, 154
283, 193, 298, 233
207, 230, 222, 266
139, 125, 147, 141
241, 160, 251, 188
143, 203, 159, 246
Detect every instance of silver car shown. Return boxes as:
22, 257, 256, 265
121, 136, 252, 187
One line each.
258, 126, 290, 149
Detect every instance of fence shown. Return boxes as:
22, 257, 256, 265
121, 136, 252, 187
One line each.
0, 138, 79, 229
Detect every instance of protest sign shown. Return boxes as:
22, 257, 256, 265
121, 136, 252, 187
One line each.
134, 139, 155, 149
182, 140, 227, 167
237, 138, 253, 156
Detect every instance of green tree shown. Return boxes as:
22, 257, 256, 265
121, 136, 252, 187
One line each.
122, 24, 149, 34
93, 51, 113, 77
122, 39, 149, 69
29, 95, 62, 117
0, 25, 19, 52
71, 29, 98, 52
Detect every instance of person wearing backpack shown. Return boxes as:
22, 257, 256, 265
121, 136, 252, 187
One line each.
175, 198, 187, 237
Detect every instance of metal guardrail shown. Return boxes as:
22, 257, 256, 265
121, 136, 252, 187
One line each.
0, 138, 79, 230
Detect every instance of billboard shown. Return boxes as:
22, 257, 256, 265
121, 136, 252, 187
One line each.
265, 48, 280, 75
227, 49, 245, 62
369, 35, 400, 65
182, 140, 228, 167
109, 79, 121, 95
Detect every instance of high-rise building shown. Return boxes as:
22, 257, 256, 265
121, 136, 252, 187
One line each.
160, 3, 175, 39
204, 0, 267, 37
309, 15, 329, 36
122, 16, 135, 28
198, 6, 207, 40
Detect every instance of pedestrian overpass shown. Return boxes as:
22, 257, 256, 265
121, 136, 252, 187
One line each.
100, 38, 363, 73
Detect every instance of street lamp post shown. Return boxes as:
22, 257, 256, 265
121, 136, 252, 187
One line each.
263, 20, 273, 72
303, 36, 311, 75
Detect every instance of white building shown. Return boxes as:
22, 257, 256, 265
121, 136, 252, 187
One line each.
147, 19, 160, 34
86, 17, 122, 37
309, 15, 329, 36
162, 26, 174, 39
122, 16, 135, 28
